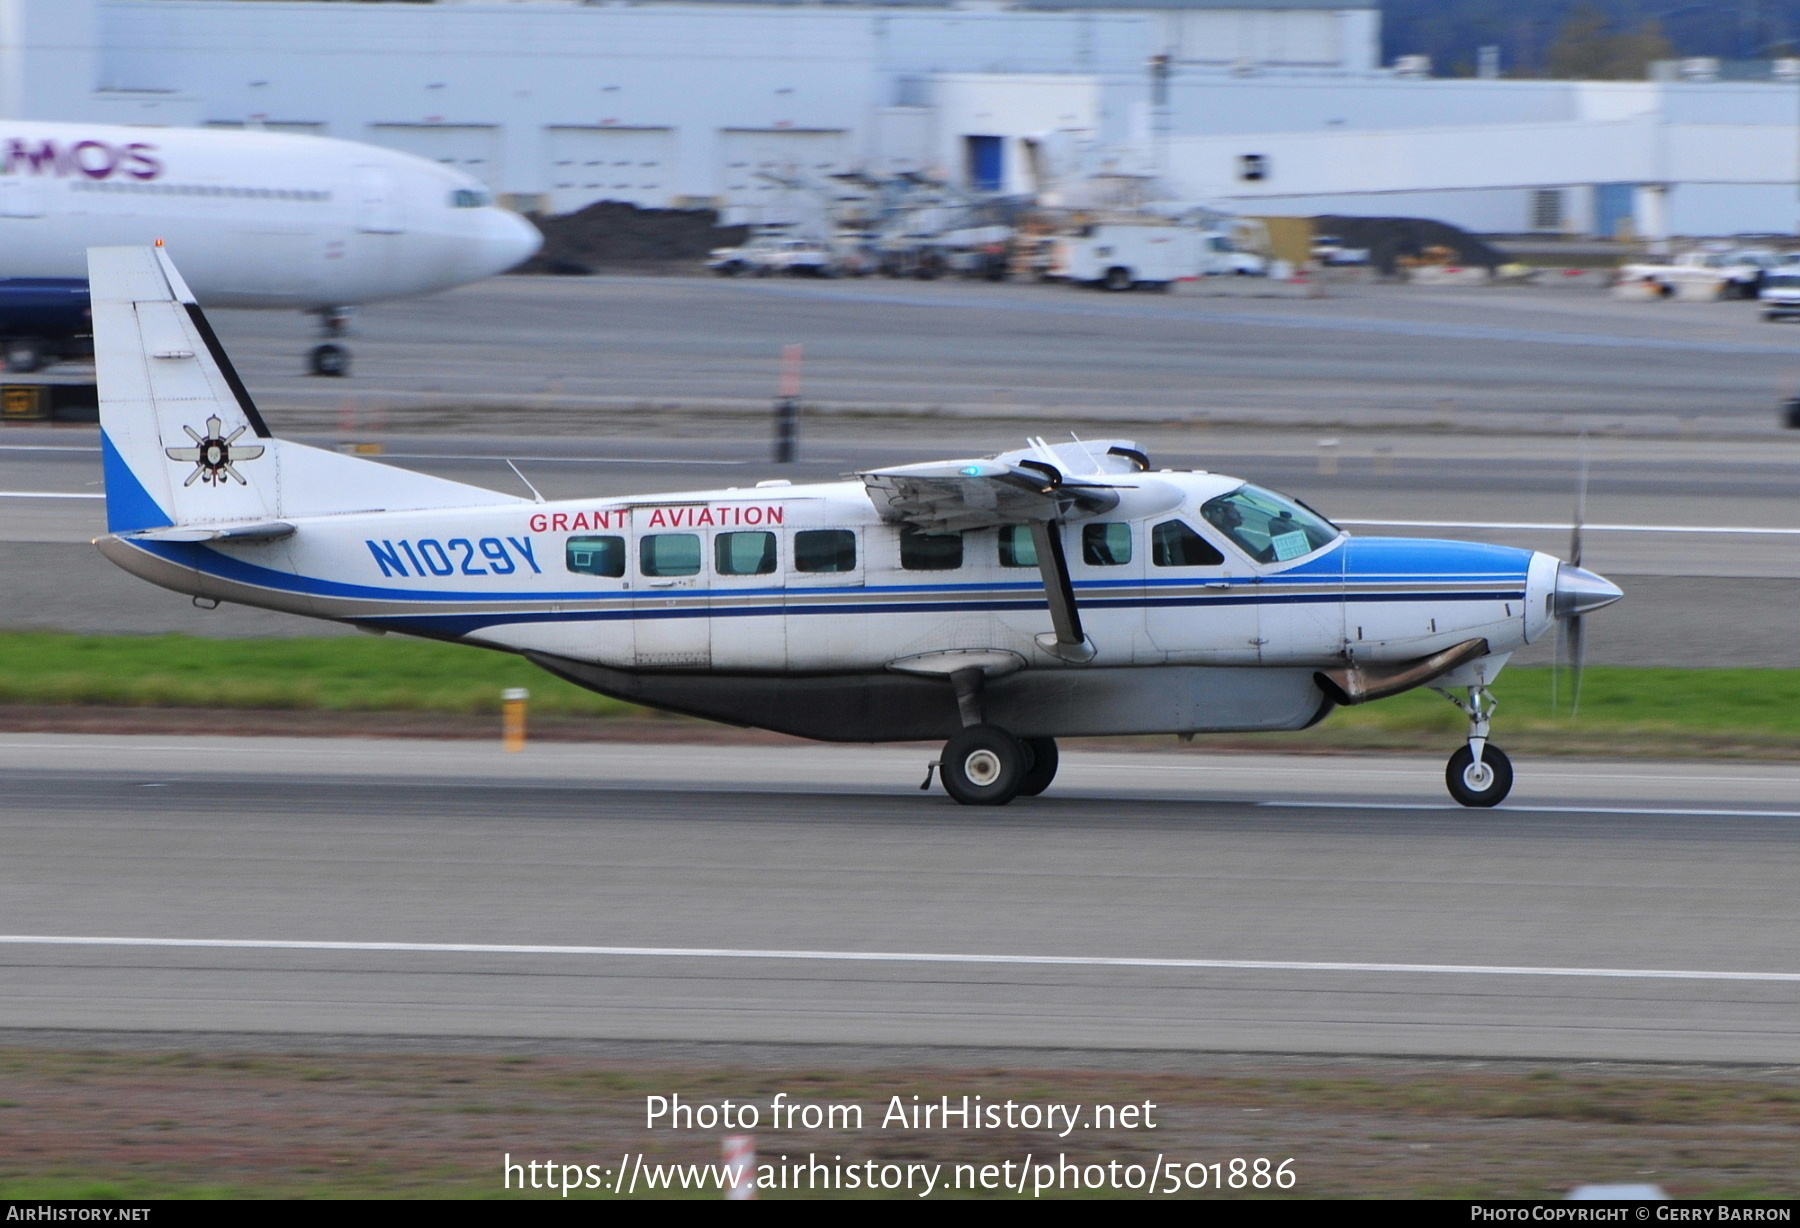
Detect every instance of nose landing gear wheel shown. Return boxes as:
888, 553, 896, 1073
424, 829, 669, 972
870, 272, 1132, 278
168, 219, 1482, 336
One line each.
1017, 736, 1059, 797
1446, 744, 1513, 808
309, 342, 350, 377
940, 724, 1027, 806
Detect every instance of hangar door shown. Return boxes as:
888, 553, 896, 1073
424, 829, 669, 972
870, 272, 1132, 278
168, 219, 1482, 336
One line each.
718, 129, 848, 221
365, 124, 503, 188
545, 127, 675, 215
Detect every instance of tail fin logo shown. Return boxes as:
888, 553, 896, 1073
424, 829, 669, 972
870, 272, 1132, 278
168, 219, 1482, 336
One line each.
165, 414, 265, 487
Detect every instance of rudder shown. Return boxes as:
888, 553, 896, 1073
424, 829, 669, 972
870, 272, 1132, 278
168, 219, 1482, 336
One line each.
88, 245, 278, 533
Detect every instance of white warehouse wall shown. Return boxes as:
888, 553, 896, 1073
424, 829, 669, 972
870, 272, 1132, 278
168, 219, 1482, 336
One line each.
80, 0, 1380, 211
4, 0, 1796, 234
928, 74, 1103, 196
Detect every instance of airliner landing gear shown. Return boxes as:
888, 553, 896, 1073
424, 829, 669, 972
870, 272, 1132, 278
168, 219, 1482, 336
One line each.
308, 307, 353, 378
1436, 683, 1513, 807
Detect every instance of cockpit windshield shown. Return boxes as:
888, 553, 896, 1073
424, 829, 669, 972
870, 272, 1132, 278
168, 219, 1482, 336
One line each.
449, 188, 493, 208
1200, 484, 1340, 564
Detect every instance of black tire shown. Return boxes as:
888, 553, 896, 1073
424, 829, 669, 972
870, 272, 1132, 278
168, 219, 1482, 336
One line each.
1446, 744, 1513, 808
940, 724, 1027, 806
1102, 266, 1133, 292
4, 337, 45, 373
309, 342, 350, 378
1016, 736, 1059, 797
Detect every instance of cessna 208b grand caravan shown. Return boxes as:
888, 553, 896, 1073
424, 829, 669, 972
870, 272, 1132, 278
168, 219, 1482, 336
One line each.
90, 245, 1622, 807
0, 121, 541, 374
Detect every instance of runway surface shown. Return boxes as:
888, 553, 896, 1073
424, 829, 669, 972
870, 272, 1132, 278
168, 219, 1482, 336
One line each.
187, 275, 1800, 430
3, 735, 1798, 1062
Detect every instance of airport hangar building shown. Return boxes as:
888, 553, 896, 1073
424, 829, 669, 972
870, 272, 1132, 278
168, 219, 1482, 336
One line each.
4, 0, 1799, 238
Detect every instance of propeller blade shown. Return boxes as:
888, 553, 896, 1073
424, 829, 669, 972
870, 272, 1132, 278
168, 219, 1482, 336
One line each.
1550, 617, 1562, 715
1571, 432, 1589, 569
1568, 613, 1586, 718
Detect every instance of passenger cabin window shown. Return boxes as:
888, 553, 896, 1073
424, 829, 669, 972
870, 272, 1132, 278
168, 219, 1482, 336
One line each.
566, 535, 625, 578
1151, 520, 1225, 567
998, 525, 1037, 568
1200, 484, 1338, 563
794, 529, 856, 573
900, 525, 963, 571
640, 533, 701, 577
715, 531, 777, 576
1083, 523, 1133, 566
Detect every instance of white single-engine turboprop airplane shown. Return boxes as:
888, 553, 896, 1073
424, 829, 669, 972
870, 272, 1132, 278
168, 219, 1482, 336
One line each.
90, 245, 1623, 807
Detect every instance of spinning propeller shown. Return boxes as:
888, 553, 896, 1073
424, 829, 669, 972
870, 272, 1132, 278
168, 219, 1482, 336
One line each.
1551, 433, 1622, 716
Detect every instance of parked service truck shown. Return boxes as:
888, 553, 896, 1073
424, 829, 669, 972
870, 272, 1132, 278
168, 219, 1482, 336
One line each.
1053, 223, 1265, 291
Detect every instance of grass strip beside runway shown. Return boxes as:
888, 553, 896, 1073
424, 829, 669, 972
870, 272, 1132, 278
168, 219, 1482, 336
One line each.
0, 632, 1793, 754
0, 631, 634, 716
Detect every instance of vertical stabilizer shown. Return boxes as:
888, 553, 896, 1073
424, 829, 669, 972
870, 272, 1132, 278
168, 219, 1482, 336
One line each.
89, 245, 278, 532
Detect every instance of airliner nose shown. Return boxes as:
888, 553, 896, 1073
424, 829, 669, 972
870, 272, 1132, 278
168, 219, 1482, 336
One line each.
1553, 563, 1623, 618
480, 208, 543, 275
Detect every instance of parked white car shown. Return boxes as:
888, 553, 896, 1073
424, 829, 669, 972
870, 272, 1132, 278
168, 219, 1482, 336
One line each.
1760, 269, 1800, 319
707, 235, 833, 277
1620, 247, 1779, 300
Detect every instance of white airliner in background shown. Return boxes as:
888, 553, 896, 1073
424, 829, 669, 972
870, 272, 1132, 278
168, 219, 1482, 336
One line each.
0, 120, 542, 374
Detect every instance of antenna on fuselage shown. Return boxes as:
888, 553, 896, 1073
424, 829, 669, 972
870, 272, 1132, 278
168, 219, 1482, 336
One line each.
506, 459, 546, 504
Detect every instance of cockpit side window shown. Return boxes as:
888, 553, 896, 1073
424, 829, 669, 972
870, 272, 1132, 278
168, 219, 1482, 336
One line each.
1200, 484, 1339, 564
1083, 523, 1133, 566
1150, 520, 1224, 567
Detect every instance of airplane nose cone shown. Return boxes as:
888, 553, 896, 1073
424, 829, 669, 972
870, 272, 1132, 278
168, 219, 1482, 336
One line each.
1553, 563, 1623, 618
480, 208, 543, 275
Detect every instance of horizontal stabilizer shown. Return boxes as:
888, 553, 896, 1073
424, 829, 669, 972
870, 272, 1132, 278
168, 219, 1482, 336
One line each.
128, 521, 296, 544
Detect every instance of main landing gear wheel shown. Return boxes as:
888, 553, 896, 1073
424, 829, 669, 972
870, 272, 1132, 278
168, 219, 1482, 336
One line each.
4, 337, 46, 373
940, 724, 1027, 806
1017, 736, 1059, 797
309, 342, 350, 378
1446, 744, 1513, 808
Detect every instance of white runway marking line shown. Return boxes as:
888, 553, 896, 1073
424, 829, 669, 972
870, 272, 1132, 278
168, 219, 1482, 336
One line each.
1339, 517, 1800, 536
0, 491, 103, 499
1262, 801, 1800, 818
2, 934, 1798, 984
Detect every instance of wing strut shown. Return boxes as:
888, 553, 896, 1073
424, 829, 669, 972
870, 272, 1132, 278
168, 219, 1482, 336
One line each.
1029, 521, 1095, 663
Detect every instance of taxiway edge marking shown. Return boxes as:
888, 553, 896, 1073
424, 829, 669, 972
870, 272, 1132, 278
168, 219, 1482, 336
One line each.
1, 935, 1797, 983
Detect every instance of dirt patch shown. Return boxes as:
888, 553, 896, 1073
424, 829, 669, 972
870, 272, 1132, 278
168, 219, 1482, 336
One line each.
512, 201, 749, 276
1312, 216, 1506, 276
0, 1047, 1796, 1198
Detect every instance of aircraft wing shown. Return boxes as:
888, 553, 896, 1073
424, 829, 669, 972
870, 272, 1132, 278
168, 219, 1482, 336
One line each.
859, 439, 1146, 532
858, 439, 1152, 662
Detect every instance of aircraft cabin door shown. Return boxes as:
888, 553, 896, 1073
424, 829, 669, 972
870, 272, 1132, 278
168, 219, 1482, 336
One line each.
632, 523, 710, 669
1141, 516, 1261, 665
